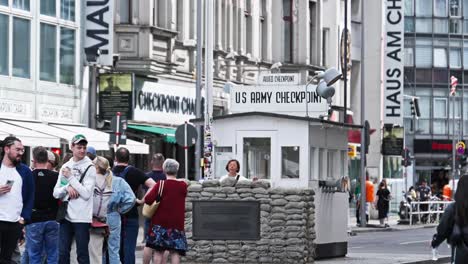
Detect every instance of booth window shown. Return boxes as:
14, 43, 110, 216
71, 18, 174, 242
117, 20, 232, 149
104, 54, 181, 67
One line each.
243, 138, 270, 179
327, 150, 336, 179
281, 146, 299, 179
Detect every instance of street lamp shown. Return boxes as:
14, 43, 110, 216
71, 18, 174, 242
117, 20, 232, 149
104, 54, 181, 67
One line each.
305, 67, 342, 117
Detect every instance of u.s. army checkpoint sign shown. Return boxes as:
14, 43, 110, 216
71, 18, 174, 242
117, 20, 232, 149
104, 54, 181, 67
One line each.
230, 85, 328, 118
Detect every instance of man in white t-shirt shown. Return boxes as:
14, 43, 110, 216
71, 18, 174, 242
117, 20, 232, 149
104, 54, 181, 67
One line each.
53, 134, 96, 264
0, 136, 34, 263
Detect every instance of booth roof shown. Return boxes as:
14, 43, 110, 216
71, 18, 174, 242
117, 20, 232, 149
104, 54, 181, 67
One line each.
190, 111, 363, 130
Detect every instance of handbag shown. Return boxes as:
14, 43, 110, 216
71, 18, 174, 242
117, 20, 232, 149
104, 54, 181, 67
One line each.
142, 180, 165, 218
56, 165, 92, 222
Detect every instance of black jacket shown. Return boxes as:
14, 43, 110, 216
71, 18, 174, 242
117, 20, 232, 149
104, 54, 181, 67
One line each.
432, 203, 468, 264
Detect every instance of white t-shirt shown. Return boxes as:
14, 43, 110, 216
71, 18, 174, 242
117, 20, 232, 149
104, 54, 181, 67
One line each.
219, 174, 248, 182
0, 166, 23, 222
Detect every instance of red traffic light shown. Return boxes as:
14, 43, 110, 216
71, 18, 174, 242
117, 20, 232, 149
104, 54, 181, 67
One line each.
51, 148, 62, 156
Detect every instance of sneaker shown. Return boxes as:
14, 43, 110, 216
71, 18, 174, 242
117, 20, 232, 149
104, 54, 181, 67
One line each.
431, 248, 439, 261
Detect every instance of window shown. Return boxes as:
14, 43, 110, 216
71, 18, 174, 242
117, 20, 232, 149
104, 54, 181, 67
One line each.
12, 17, 30, 78
405, 48, 414, 66
416, 18, 432, 32
434, 19, 448, 33
464, 47, 468, 67
261, 0, 267, 60
322, 28, 329, 66
41, 0, 56, 16
119, 0, 130, 24
450, 0, 461, 16
327, 150, 336, 179
283, 0, 292, 62
416, 0, 432, 16
405, 17, 415, 32
0, 14, 7, 76
318, 149, 325, 180
0, 0, 7, 6
40, 23, 56, 82
13, 0, 30, 11
434, 48, 448, 67
281, 146, 299, 179
450, 48, 462, 68
449, 19, 462, 33
60, 28, 75, 84
434, 98, 448, 118
61, 0, 75, 21
416, 39, 433, 67
405, 0, 414, 16
243, 138, 270, 179
245, 0, 253, 56
435, 0, 448, 16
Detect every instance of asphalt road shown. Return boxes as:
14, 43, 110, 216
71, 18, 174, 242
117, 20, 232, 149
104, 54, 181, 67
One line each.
349, 227, 451, 256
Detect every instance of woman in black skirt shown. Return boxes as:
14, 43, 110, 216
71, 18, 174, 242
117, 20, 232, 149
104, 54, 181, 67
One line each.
376, 179, 391, 227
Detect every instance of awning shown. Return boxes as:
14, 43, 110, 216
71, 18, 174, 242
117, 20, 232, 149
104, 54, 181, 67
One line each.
51, 124, 149, 154
128, 124, 176, 144
0, 121, 60, 147
3, 120, 149, 154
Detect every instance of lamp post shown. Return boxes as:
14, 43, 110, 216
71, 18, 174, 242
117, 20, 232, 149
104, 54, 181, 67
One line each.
305, 68, 342, 117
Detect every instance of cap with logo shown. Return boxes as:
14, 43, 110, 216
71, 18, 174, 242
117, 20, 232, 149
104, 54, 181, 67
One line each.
72, 134, 88, 145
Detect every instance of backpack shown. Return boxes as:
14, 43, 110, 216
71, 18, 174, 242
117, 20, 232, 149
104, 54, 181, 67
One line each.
113, 166, 132, 180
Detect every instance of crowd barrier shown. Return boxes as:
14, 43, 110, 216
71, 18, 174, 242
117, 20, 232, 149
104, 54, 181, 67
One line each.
408, 200, 453, 226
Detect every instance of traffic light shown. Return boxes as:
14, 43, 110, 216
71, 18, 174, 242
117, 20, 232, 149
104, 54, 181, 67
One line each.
401, 147, 412, 167
410, 98, 421, 119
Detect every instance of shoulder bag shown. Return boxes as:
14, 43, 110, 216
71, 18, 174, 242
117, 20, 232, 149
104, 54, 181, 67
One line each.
56, 165, 92, 222
142, 180, 165, 218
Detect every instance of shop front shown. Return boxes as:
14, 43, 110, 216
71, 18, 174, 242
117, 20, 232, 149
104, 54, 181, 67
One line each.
127, 76, 198, 178
413, 139, 457, 196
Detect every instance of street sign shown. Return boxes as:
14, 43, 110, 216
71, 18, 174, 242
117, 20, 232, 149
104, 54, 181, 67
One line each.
175, 123, 198, 146
258, 73, 300, 86
456, 141, 466, 155
348, 144, 356, 158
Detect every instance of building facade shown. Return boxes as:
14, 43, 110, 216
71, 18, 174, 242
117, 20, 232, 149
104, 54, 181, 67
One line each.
0, 0, 80, 124
403, 0, 468, 190
113, 0, 351, 179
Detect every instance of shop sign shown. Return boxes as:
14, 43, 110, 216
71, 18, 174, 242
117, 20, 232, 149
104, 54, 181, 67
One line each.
383, 0, 404, 126
84, 0, 114, 65
0, 99, 31, 118
38, 104, 74, 123
258, 73, 300, 86
414, 139, 467, 154
230, 85, 328, 118
134, 78, 197, 125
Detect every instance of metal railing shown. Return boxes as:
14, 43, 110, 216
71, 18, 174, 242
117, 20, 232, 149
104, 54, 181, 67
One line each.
409, 200, 453, 226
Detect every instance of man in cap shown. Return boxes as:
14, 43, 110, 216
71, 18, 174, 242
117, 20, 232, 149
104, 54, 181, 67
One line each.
0, 136, 34, 263
53, 134, 96, 264
86, 146, 96, 161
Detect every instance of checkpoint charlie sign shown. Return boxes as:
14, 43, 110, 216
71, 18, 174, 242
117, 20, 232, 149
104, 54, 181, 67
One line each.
230, 85, 328, 117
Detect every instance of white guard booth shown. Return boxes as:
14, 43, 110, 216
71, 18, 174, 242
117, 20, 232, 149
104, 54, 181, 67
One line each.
209, 111, 361, 259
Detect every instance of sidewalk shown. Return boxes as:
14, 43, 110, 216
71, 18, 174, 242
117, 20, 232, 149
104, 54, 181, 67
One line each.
349, 214, 438, 234
316, 253, 450, 264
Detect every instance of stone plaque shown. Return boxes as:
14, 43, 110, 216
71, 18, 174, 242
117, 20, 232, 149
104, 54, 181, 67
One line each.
192, 201, 260, 240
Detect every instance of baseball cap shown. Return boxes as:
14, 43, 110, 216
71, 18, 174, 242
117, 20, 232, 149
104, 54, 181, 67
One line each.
87, 146, 96, 156
71, 134, 88, 145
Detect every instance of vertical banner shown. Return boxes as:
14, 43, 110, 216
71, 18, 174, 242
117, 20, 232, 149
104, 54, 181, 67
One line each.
384, 0, 404, 126
85, 0, 114, 66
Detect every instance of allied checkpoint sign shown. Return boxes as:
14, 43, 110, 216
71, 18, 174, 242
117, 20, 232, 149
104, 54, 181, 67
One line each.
230, 84, 328, 117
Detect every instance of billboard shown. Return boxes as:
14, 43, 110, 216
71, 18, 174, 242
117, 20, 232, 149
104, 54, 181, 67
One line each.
383, 0, 404, 126
98, 73, 133, 120
381, 126, 404, 156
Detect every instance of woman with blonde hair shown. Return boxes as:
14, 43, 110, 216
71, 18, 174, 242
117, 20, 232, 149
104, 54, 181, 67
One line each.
90, 156, 136, 263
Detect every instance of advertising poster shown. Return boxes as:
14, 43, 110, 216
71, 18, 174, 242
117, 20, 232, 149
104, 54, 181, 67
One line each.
98, 73, 133, 120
